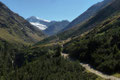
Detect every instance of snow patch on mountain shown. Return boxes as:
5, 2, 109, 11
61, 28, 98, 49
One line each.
35, 17, 51, 23
30, 22, 47, 30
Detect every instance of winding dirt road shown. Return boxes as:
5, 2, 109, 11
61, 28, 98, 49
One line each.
80, 63, 120, 80
61, 53, 120, 80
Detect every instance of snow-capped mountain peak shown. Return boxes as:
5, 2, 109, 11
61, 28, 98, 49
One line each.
27, 16, 70, 35
27, 16, 51, 30
28, 16, 51, 23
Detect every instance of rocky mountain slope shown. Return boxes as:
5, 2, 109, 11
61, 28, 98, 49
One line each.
27, 16, 51, 30
27, 16, 69, 35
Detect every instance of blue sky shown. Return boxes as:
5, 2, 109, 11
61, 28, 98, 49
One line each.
0, 0, 103, 21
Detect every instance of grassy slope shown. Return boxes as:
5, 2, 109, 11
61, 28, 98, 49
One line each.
0, 2, 45, 45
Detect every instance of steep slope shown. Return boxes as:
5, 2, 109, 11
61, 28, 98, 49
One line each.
62, 0, 114, 31
0, 2, 45, 44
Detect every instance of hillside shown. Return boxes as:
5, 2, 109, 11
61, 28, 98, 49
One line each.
62, 0, 114, 31
63, 0, 120, 75
58, 0, 117, 39
0, 2, 45, 44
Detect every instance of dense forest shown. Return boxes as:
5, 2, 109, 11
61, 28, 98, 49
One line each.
0, 41, 97, 80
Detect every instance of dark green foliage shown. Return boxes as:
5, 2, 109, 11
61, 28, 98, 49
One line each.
7, 56, 97, 80
0, 41, 97, 80
64, 15, 120, 74
54, 45, 62, 57
0, 39, 20, 77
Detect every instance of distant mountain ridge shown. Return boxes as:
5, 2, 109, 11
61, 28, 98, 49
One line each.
43, 20, 70, 35
27, 16, 70, 35
62, 0, 114, 31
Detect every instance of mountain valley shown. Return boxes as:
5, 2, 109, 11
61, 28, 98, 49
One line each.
0, 0, 120, 80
